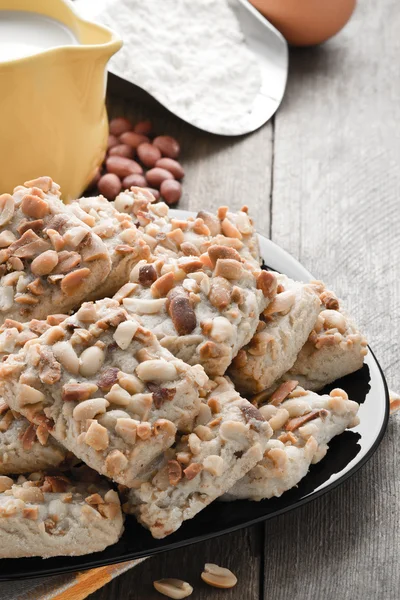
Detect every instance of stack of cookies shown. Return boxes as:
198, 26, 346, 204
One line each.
0, 178, 367, 556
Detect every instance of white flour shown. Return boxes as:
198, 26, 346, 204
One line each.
81, 0, 261, 134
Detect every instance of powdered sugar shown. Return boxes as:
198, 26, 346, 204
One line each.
84, 0, 261, 134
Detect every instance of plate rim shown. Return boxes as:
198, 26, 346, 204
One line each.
0, 220, 390, 580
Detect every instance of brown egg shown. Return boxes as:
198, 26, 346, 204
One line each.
250, 0, 356, 47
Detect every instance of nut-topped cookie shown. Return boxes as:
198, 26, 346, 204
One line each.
114, 187, 261, 266
229, 273, 321, 395
0, 408, 67, 475
278, 283, 368, 391
124, 376, 272, 538
223, 385, 360, 501
0, 177, 111, 323
0, 299, 209, 487
0, 471, 123, 558
0, 315, 68, 475
115, 248, 274, 377
66, 195, 151, 299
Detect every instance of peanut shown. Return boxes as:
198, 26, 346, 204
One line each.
161, 180, 182, 205
73, 398, 109, 421
53, 341, 79, 374
156, 158, 184, 179
119, 131, 149, 148
146, 167, 174, 188
61, 268, 90, 296
21, 194, 49, 219
137, 142, 162, 167
136, 359, 177, 382
109, 144, 134, 158
0, 476, 13, 492
134, 120, 152, 135
0, 194, 14, 227
31, 250, 59, 276
85, 421, 109, 451
79, 346, 105, 377
98, 174, 122, 200
153, 579, 193, 599
201, 564, 237, 589
153, 136, 180, 158
106, 156, 143, 178
122, 174, 147, 189
109, 117, 132, 136
18, 384, 45, 406
107, 134, 118, 149
113, 320, 138, 350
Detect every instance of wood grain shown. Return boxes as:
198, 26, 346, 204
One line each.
264, 0, 400, 598
90, 526, 264, 600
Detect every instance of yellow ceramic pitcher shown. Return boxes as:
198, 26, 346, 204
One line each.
0, 0, 122, 200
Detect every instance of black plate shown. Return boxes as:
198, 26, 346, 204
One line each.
0, 227, 389, 580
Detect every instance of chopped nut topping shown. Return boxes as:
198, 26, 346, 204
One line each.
221, 218, 242, 239
167, 460, 182, 485
183, 462, 203, 480
27, 278, 45, 296
257, 270, 278, 299
46, 228, 65, 251
115, 418, 137, 444
13, 486, 44, 504
0, 230, 16, 248
196, 210, 221, 236
148, 383, 176, 408
136, 422, 152, 440
105, 449, 128, 474
24, 176, 54, 193
46, 314, 67, 326
240, 403, 265, 423
85, 420, 109, 451
62, 382, 98, 402
166, 287, 196, 335
97, 367, 120, 391
17, 383, 45, 406
285, 409, 329, 432
85, 493, 104, 506
0, 476, 13, 492
23, 506, 39, 520
151, 271, 175, 298
9, 229, 50, 258
180, 242, 201, 257
208, 276, 232, 309
61, 268, 90, 296
36, 423, 49, 445
0, 194, 15, 227
214, 258, 243, 280
208, 245, 241, 266
268, 380, 299, 406
138, 264, 157, 287
38, 346, 61, 384
53, 251, 81, 274
320, 289, 339, 310
21, 423, 37, 450
41, 475, 69, 493
73, 398, 109, 421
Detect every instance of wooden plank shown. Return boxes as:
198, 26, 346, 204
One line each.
266, 0, 400, 598
87, 77, 273, 600
90, 525, 264, 600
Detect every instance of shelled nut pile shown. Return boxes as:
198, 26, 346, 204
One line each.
86, 117, 184, 205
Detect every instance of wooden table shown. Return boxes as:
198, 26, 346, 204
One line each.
91, 1, 400, 598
